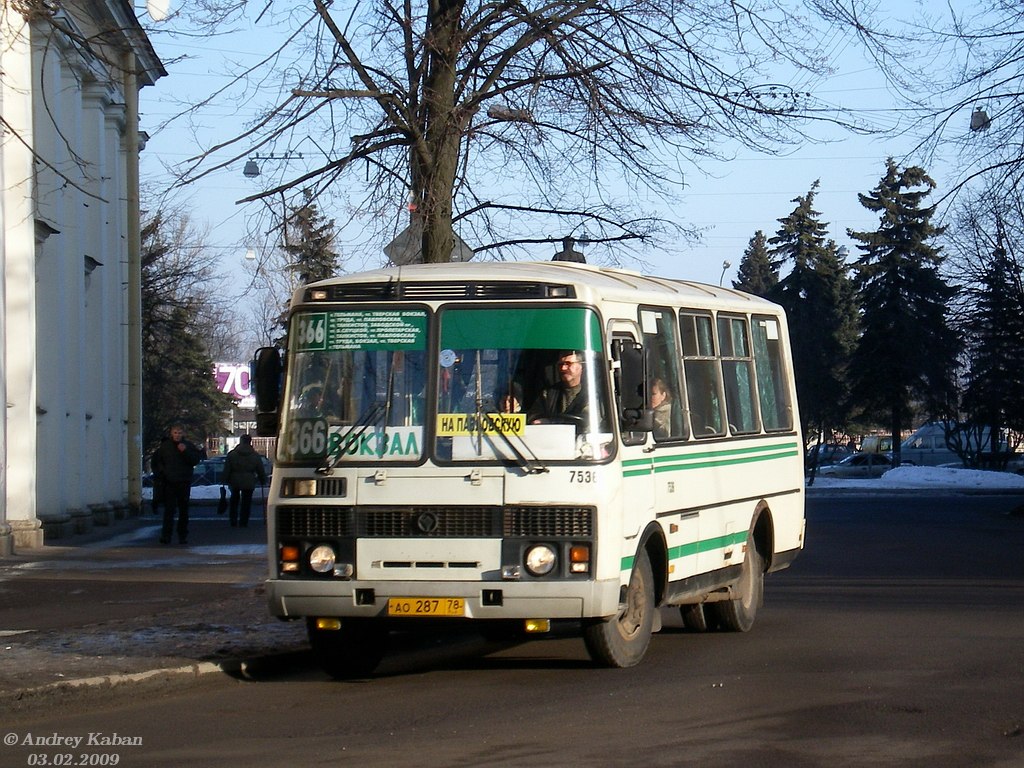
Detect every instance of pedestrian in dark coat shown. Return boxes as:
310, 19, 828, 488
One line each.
151, 424, 203, 544
223, 434, 268, 527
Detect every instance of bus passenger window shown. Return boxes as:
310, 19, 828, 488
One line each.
718, 315, 758, 434
752, 316, 793, 431
681, 313, 724, 438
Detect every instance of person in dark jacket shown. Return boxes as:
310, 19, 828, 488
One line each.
223, 434, 268, 527
526, 350, 591, 422
151, 423, 203, 544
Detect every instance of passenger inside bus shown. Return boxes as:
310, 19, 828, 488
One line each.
650, 378, 673, 439
296, 384, 324, 417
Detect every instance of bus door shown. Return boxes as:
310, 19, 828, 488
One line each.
639, 306, 701, 583
611, 324, 654, 545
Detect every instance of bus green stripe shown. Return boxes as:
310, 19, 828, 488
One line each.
666, 531, 747, 561
620, 531, 748, 571
654, 449, 800, 473
621, 441, 800, 478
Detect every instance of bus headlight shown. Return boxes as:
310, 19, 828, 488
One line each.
524, 544, 557, 576
308, 545, 336, 574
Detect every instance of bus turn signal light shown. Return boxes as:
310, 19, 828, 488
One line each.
281, 545, 301, 573
570, 545, 590, 573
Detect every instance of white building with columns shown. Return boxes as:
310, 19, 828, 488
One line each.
0, 2, 165, 553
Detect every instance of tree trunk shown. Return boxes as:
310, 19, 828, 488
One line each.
415, 0, 465, 264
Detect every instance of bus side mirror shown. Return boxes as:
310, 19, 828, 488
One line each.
252, 346, 283, 437
613, 339, 653, 432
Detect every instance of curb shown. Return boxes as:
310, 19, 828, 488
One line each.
3, 650, 313, 701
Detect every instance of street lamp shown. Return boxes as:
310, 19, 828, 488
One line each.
719, 260, 731, 286
242, 151, 303, 178
970, 107, 991, 132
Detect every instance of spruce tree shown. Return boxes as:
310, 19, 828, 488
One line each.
768, 181, 857, 448
733, 230, 778, 296
282, 190, 341, 286
846, 159, 959, 464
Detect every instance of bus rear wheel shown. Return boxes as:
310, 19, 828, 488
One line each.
705, 534, 763, 633
583, 549, 655, 668
307, 618, 388, 679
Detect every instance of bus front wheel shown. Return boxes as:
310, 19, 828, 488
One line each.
307, 618, 388, 679
705, 534, 764, 632
583, 549, 655, 668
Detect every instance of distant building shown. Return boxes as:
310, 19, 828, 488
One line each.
0, 3, 165, 553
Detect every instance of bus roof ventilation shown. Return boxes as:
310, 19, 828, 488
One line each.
316, 281, 576, 301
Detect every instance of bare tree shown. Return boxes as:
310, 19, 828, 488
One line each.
165, 0, 878, 265
944, 180, 1024, 456
844, 2, 1024, 203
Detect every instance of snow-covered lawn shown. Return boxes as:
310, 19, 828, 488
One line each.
810, 464, 1024, 490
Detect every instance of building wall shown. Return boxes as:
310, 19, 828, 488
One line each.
0, 3, 163, 552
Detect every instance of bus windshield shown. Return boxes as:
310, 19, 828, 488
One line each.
279, 309, 429, 464
434, 306, 613, 463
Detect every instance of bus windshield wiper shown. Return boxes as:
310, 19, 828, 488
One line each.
472, 388, 546, 474
467, 351, 546, 474
316, 401, 386, 475
480, 411, 549, 474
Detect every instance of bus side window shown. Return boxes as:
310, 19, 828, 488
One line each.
681, 313, 725, 438
718, 315, 759, 434
751, 316, 794, 432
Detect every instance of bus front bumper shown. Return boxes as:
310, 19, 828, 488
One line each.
265, 577, 623, 621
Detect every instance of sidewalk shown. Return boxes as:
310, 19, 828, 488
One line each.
0, 503, 308, 701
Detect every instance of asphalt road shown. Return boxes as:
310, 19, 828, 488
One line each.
4, 491, 1024, 768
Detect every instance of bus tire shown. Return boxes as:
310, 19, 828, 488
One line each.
583, 548, 655, 668
706, 534, 763, 633
307, 618, 388, 679
679, 603, 712, 632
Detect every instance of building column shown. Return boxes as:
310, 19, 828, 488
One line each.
2, 13, 42, 548
0, 44, 8, 557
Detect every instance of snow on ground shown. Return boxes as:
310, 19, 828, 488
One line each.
141, 485, 249, 501
810, 465, 1024, 490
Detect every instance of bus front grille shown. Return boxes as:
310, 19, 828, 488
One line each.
277, 505, 594, 539
363, 507, 497, 537
504, 506, 594, 537
277, 506, 356, 537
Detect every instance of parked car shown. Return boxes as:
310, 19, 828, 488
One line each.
805, 443, 854, 473
899, 421, 1006, 467
192, 456, 226, 486
817, 451, 894, 479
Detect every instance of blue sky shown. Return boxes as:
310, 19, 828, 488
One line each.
137, 2, 971, 296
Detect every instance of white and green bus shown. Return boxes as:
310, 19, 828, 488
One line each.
252, 260, 805, 677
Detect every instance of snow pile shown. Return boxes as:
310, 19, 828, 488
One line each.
812, 464, 1024, 490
